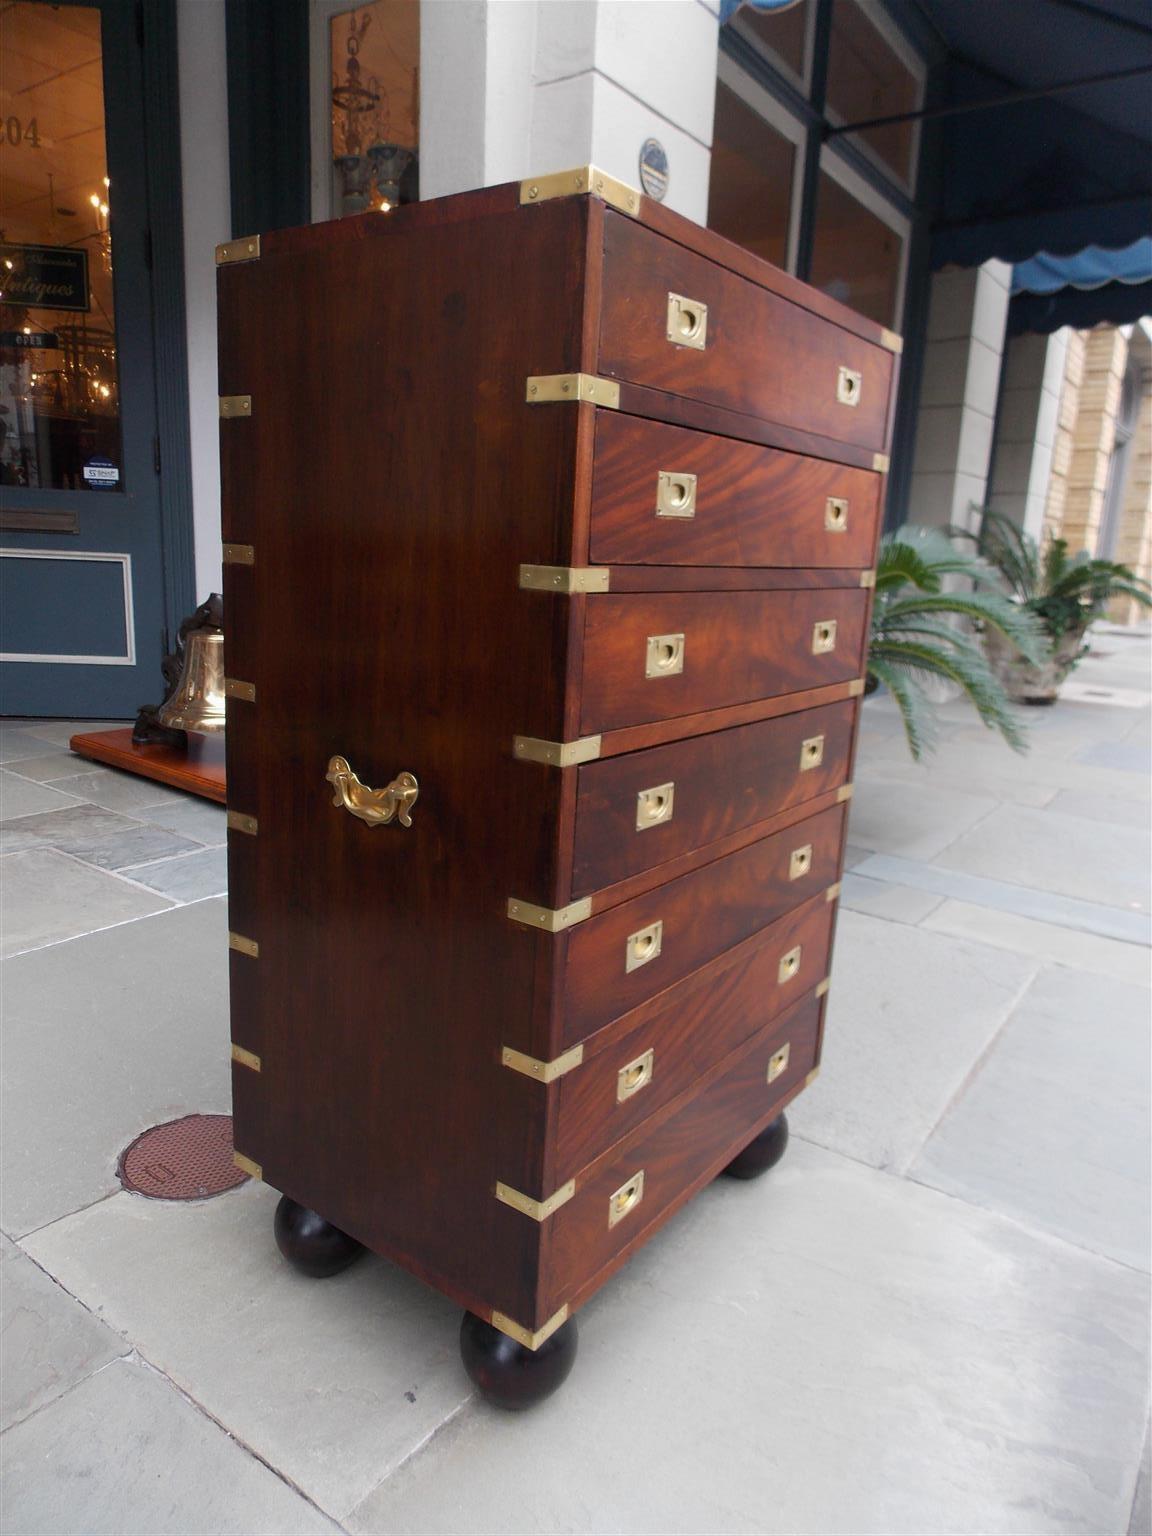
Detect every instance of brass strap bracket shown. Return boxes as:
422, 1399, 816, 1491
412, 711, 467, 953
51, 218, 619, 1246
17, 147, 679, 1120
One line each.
525, 373, 620, 409
837, 783, 855, 803
880, 327, 904, 354
519, 565, 611, 594
816, 977, 831, 998
847, 678, 866, 697
859, 570, 877, 589
228, 931, 259, 958
872, 452, 890, 473
825, 882, 842, 903
216, 235, 261, 265
520, 165, 641, 217
495, 1179, 576, 1221
226, 810, 258, 836
233, 1151, 262, 1179
501, 1043, 584, 1083
513, 734, 602, 767
231, 1044, 261, 1072
219, 395, 252, 419
490, 1304, 570, 1352
224, 678, 256, 702
223, 543, 255, 566
507, 896, 592, 933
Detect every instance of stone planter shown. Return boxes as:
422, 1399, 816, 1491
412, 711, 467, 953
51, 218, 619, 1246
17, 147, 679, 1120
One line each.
983, 625, 1087, 705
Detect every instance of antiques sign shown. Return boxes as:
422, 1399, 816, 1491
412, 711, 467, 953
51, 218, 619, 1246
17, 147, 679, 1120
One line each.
0, 243, 90, 312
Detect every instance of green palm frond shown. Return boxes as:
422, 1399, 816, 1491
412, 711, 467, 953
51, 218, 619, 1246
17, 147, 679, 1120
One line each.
874, 539, 943, 594
880, 590, 1048, 664
865, 654, 936, 760
872, 637, 1029, 754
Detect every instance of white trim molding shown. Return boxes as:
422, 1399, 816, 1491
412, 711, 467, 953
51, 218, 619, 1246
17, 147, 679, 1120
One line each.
0, 549, 136, 666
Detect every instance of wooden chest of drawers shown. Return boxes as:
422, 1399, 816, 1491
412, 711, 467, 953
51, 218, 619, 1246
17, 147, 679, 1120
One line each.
218, 167, 897, 1407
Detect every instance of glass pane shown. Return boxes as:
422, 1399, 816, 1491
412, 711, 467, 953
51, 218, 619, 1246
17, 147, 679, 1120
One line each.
809, 171, 902, 327
0, 1, 122, 493
826, 0, 919, 184
739, 0, 810, 84
330, 0, 420, 218
707, 81, 796, 270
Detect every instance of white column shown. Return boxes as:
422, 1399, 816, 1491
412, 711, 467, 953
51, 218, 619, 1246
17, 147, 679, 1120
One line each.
987, 329, 1070, 541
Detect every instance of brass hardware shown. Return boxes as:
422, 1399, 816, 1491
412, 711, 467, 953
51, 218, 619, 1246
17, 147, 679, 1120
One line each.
625, 919, 663, 974
837, 782, 855, 802
816, 977, 831, 998
666, 292, 708, 350
767, 1042, 791, 1083
636, 782, 675, 831
518, 564, 611, 594
231, 1043, 261, 1072
490, 1305, 571, 1352
216, 235, 261, 265
645, 632, 685, 678
789, 844, 813, 880
826, 882, 842, 902
495, 1179, 575, 1222
159, 620, 226, 734
880, 327, 904, 354
836, 367, 862, 407
501, 1043, 584, 1083
778, 945, 802, 984
848, 677, 866, 696
233, 1151, 262, 1179
805, 1066, 821, 1086
228, 932, 259, 958
507, 896, 592, 932
616, 1048, 654, 1103
224, 678, 256, 702
525, 373, 621, 409
512, 734, 602, 767
519, 165, 641, 217
656, 470, 697, 520
223, 543, 255, 566
825, 497, 849, 532
860, 569, 877, 588
219, 395, 252, 418
608, 1169, 645, 1228
812, 620, 838, 655
872, 453, 890, 473
227, 810, 258, 836
800, 735, 825, 771
326, 757, 419, 828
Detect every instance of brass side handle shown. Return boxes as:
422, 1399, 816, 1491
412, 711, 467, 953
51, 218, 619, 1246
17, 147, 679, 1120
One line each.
666, 292, 708, 350
608, 1169, 645, 1228
326, 756, 419, 827
656, 470, 697, 519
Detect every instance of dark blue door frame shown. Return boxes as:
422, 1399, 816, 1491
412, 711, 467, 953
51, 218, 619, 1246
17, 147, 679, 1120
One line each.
0, 0, 194, 718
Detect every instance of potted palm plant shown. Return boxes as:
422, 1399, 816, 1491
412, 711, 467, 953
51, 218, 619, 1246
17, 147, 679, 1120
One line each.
961, 509, 1152, 704
868, 526, 1047, 759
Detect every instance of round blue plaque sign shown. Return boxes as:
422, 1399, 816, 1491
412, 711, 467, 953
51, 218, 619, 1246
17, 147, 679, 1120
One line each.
639, 139, 668, 202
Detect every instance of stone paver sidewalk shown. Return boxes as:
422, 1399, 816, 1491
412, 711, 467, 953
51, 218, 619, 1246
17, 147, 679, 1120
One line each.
1, 628, 1149, 1535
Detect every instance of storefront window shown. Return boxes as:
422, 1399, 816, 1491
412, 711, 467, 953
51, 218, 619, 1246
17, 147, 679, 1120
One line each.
707, 79, 797, 270
330, 0, 419, 218
825, 0, 921, 186
737, 0, 811, 88
809, 169, 904, 328
0, 2, 121, 492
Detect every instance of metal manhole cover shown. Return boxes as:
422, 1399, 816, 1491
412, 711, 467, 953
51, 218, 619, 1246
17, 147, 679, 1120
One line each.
118, 1114, 249, 1200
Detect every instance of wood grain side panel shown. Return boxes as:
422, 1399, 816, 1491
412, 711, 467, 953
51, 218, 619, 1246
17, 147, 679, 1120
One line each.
558, 803, 844, 1048
579, 588, 869, 733
590, 413, 881, 568
570, 698, 855, 896
598, 214, 893, 451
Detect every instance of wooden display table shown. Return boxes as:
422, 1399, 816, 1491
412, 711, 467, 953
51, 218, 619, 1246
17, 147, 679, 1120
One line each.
69, 728, 226, 804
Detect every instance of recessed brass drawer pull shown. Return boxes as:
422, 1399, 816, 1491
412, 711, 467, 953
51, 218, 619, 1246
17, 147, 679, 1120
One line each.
616, 1048, 654, 1103
625, 920, 663, 974
645, 632, 685, 678
812, 620, 838, 655
636, 781, 675, 831
666, 292, 708, 350
837, 366, 862, 406
777, 946, 802, 984
656, 470, 697, 519
767, 1042, 791, 1083
825, 497, 849, 532
800, 734, 825, 771
326, 756, 419, 827
608, 1169, 645, 1227
789, 844, 813, 880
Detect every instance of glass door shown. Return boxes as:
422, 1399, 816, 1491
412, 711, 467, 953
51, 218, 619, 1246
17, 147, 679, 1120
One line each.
0, 0, 171, 717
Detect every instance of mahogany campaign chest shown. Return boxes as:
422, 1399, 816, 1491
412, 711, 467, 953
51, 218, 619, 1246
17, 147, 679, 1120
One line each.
218, 167, 898, 1407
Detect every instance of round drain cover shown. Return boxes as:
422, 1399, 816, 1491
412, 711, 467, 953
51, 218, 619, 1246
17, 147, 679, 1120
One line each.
119, 1114, 249, 1201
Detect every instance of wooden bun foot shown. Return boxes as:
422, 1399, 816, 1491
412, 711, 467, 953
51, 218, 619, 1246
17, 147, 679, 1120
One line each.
720, 1111, 790, 1180
459, 1311, 578, 1410
273, 1195, 365, 1277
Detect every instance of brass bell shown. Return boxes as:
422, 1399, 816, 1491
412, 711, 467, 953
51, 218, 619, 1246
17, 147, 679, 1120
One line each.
156, 594, 226, 734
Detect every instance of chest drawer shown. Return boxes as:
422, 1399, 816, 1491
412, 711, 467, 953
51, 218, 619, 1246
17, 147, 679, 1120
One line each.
552, 894, 834, 1180
598, 213, 892, 451
589, 414, 881, 569
558, 802, 844, 1048
579, 588, 868, 734
542, 989, 822, 1312
571, 698, 855, 896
